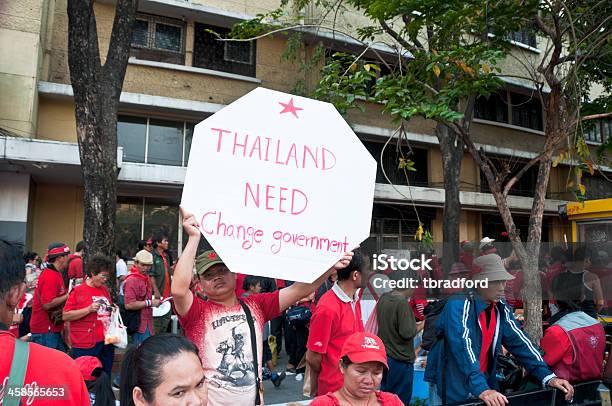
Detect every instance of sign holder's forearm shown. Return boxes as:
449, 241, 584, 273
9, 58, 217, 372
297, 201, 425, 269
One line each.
172, 234, 199, 316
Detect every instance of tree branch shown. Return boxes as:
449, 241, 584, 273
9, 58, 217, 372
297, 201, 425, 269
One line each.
103, 0, 138, 97
503, 153, 545, 197
379, 19, 420, 54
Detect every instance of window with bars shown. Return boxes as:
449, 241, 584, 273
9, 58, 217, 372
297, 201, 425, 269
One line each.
193, 23, 256, 77
361, 140, 429, 187
474, 91, 508, 124
511, 92, 543, 131
117, 115, 195, 166
584, 118, 612, 144
130, 13, 185, 64
507, 29, 537, 48
474, 89, 543, 132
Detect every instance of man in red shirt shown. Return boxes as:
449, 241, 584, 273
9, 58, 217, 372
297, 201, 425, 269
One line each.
306, 250, 369, 397
172, 209, 353, 405
30, 242, 71, 351
67, 241, 84, 283
0, 238, 90, 406
124, 250, 160, 346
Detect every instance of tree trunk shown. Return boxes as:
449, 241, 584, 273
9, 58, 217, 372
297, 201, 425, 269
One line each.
437, 124, 463, 276
67, 0, 137, 282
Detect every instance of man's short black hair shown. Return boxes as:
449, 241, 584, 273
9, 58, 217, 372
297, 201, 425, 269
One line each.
572, 245, 591, 263
243, 276, 260, 291
337, 250, 367, 281
0, 239, 25, 297
23, 251, 38, 263
152, 232, 168, 247
137, 240, 147, 251
550, 246, 566, 263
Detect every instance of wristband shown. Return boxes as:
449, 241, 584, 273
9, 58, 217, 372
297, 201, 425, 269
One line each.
146, 299, 151, 308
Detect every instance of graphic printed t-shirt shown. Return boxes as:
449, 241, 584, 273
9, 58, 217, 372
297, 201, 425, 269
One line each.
307, 283, 364, 396
177, 291, 280, 405
64, 283, 112, 348
0, 331, 90, 406
30, 266, 66, 333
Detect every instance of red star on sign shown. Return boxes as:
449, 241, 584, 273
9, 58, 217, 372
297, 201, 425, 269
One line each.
278, 98, 303, 118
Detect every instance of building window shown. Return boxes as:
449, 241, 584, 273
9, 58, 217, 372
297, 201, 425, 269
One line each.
117, 115, 195, 166
193, 23, 256, 77
115, 197, 179, 261
130, 13, 185, 65
474, 91, 508, 123
507, 29, 537, 48
584, 118, 612, 144
361, 140, 429, 187
480, 156, 539, 198
474, 89, 543, 132
511, 92, 543, 131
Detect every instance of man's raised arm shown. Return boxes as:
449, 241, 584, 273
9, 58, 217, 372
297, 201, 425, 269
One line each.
279, 251, 353, 312
171, 207, 199, 316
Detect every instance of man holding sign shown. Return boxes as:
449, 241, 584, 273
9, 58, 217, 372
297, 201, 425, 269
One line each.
172, 208, 354, 406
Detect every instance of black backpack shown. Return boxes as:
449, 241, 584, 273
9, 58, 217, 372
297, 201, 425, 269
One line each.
421, 299, 447, 352
119, 304, 140, 335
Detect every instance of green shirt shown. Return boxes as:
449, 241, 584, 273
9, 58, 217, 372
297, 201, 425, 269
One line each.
376, 292, 417, 363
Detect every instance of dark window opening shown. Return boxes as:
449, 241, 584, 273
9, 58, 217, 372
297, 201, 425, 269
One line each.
474, 91, 508, 123
480, 156, 539, 198
584, 118, 612, 144
511, 92, 543, 131
130, 13, 185, 64
193, 23, 256, 77
507, 29, 537, 48
361, 139, 429, 187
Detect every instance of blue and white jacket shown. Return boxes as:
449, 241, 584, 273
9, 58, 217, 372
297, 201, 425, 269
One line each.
424, 291, 556, 403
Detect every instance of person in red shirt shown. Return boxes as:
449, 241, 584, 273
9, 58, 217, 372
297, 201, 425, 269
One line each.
310, 332, 403, 406
306, 250, 369, 397
541, 272, 605, 383
30, 242, 71, 351
67, 240, 85, 283
124, 250, 160, 346
0, 238, 91, 406
63, 255, 115, 375
172, 208, 353, 405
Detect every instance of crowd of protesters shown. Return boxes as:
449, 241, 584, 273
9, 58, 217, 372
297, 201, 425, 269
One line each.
0, 222, 610, 406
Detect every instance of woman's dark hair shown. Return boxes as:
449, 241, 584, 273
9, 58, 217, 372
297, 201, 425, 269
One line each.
137, 240, 147, 251
243, 276, 260, 291
120, 334, 200, 406
337, 250, 367, 281
88, 255, 114, 277
550, 246, 566, 263
0, 239, 25, 297
85, 371, 115, 406
340, 355, 353, 369
76, 241, 85, 253
551, 272, 583, 311
23, 251, 38, 263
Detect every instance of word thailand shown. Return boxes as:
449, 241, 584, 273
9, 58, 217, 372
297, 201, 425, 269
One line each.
200, 210, 349, 254
212, 127, 337, 171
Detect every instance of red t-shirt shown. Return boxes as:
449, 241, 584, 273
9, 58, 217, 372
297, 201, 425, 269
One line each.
30, 267, 66, 333
0, 331, 90, 405
310, 391, 403, 405
67, 255, 84, 280
124, 273, 153, 334
307, 285, 364, 396
234, 273, 247, 298
478, 306, 497, 373
177, 291, 280, 405
64, 283, 112, 348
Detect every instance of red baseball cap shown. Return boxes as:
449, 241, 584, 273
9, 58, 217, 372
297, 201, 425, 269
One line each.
75, 356, 102, 381
340, 332, 388, 369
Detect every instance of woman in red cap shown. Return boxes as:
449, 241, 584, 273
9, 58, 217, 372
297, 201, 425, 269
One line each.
310, 332, 403, 405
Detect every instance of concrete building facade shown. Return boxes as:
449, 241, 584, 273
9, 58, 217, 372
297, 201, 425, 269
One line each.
1, 0, 610, 259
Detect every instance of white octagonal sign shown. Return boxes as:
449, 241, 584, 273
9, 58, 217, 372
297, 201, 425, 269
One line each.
181, 87, 376, 283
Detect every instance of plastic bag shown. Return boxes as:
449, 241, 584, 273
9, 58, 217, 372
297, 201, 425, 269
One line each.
105, 306, 128, 349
